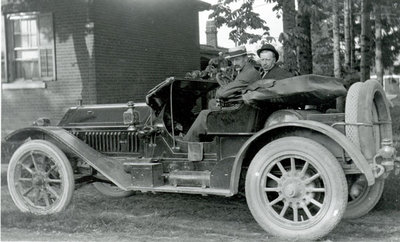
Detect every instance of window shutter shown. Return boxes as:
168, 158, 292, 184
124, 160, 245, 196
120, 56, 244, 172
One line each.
38, 13, 55, 80
4, 15, 15, 82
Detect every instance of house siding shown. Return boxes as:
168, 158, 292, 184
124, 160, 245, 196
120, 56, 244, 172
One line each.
1, 0, 96, 135
93, 0, 200, 103
1, 0, 202, 136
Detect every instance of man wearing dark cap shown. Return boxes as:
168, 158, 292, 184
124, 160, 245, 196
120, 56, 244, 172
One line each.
183, 46, 260, 142
257, 44, 293, 80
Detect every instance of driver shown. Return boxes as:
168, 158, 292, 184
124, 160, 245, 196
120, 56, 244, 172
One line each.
183, 46, 260, 142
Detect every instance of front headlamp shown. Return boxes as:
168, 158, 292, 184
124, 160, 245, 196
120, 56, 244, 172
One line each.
123, 101, 140, 125
33, 117, 51, 126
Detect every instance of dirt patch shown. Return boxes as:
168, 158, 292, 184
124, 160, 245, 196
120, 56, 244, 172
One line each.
2, 106, 400, 241
2, 185, 400, 241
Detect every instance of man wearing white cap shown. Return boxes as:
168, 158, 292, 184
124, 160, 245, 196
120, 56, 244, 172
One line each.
184, 46, 260, 142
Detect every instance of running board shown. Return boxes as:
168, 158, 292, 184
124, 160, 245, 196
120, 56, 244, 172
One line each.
125, 185, 233, 197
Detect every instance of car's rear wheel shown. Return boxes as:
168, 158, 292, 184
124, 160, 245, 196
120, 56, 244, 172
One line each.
93, 182, 134, 198
245, 137, 347, 240
345, 175, 385, 219
7, 140, 74, 214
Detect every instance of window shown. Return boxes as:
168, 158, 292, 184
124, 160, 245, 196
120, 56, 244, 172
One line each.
4, 12, 55, 83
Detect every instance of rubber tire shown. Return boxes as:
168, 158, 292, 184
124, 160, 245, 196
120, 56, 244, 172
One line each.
246, 137, 348, 240
345, 82, 364, 149
345, 80, 392, 159
93, 182, 135, 198
344, 176, 385, 219
7, 140, 74, 215
344, 80, 390, 218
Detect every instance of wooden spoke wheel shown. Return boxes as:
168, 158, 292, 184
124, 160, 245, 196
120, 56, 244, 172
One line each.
93, 182, 135, 198
7, 140, 74, 215
246, 137, 348, 240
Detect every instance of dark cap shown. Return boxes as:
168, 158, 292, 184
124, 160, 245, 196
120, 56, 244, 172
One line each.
257, 44, 279, 60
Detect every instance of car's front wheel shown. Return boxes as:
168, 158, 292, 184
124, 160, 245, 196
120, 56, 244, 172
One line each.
93, 182, 135, 198
7, 140, 74, 214
245, 137, 348, 240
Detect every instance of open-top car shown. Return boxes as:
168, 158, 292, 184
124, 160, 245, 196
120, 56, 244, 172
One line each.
5, 74, 399, 240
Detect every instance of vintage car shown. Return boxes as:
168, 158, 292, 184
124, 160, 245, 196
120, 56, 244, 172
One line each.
5, 74, 399, 240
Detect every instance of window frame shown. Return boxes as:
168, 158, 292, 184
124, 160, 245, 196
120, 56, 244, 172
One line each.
3, 11, 56, 88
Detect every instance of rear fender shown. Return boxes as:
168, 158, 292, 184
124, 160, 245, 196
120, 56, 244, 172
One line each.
230, 120, 375, 195
5, 126, 132, 190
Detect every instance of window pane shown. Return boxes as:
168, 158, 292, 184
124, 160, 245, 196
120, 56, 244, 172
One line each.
13, 20, 20, 33
15, 50, 38, 60
7, 13, 54, 81
13, 18, 38, 48
40, 49, 53, 77
30, 19, 37, 33
21, 35, 29, 47
30, 34, 37, 47
20, 20, 28, 33
39, 14, 53, 47
14, 35, 22, 47
15, 60, 39, 80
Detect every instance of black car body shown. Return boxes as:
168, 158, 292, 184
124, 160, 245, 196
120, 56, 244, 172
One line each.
5, 75, 399, 240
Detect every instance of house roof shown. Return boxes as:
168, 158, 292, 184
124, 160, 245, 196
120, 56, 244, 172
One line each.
192, 0, 211, 11
200, 44, 228, 59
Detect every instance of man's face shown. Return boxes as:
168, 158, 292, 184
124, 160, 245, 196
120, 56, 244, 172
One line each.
259, 51, 276, 71
231, 55, 247, 71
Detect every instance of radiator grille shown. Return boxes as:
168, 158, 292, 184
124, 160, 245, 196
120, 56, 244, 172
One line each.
71, 131, 139, 153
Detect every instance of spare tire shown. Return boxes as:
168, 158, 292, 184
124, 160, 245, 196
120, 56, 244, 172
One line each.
344, 80, 392, 218
345, 80, 392, 160
345, 82, 364, 149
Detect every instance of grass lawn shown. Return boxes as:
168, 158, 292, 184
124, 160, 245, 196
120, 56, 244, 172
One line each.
1, 104, 399, 241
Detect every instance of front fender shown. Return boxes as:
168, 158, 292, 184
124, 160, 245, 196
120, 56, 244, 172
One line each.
6, 126, 132, 190
230, 120, 375, 195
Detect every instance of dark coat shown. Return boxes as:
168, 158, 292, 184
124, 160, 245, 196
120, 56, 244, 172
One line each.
260, 65, 293, 80
215, 62, 261, 99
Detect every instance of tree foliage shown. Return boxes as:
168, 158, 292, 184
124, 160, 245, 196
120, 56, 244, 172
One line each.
208, 0, 400, 78
378, 1, 400, 69
209, 0, 270, 45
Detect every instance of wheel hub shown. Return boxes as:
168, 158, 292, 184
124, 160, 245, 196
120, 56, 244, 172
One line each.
280, 174, 306, 202
282, 182, 302, 198
32, 173, 46, 187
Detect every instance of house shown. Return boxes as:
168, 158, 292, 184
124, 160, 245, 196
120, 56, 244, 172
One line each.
200, 20, 227, 70
1, 0, 209, 135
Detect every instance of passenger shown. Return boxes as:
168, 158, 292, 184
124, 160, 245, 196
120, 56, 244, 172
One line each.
242, 44, 294, 107
183, 46, 260, 142
257, 44, 293, 79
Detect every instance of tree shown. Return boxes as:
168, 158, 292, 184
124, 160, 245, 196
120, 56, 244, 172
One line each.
209, 0, 270, 45
332, 0, 344, 111
349, 1, 356, 70
296, 0, 313, 74
344, 0, 351, 70
378, 1, 400, 70
209, 0, 400, 81
360, 0, 371, 82
209, 0, 302, 74
279, 0, 297, 74
374, 1, 383, 85
332, 0, 340, 79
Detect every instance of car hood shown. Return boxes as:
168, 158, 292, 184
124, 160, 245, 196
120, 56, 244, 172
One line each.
58, 103, 151, 127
